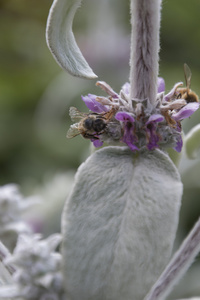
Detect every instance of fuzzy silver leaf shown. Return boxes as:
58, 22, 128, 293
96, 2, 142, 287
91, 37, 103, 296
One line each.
62, 146, 183, 300
46, 0, 97, 79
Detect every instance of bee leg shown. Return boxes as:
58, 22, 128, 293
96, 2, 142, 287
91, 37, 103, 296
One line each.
81, 133, 99, 140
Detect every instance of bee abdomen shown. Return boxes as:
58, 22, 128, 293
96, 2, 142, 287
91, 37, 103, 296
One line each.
186, 93, 199, 103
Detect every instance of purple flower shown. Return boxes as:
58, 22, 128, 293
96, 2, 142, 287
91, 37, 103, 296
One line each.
68, 77, 200, 153
116, 111, 135, 123
174, 135, 183, 153
91, 139, 104, 148
147, 114, 164, 123
145, 114, 164, 150
115, 112, 138, 151
173, 124, 183, 152
81, 94, 108, 113
157, 77, 165, 93
172, 102, 200, 121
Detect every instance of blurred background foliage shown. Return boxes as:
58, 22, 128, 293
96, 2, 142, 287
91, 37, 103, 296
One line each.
0, 0, 200, 297
1, 0, 200, 184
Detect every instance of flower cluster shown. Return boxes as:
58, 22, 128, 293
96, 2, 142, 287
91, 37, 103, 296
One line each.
0, 234, 65, 300
0, 184, 39, 251
68, 77, 199, 153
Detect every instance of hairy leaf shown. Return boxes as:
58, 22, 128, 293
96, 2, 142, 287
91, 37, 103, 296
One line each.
62, 146, 183, 300
46, 0, 97, 79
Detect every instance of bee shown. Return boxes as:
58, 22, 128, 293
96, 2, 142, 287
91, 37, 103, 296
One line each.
176, 63, 199, 103
67, 107, 116, 140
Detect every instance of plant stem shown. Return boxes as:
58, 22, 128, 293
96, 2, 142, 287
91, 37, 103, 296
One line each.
144, 218, 200, 300
130, 0, 161, 105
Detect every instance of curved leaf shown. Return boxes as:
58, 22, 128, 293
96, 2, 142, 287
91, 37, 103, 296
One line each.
185, 124, 200, 159
62, 146, 183, 300
46, 0, 97, 79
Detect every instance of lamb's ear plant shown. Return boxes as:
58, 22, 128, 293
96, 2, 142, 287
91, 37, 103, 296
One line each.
0, 0, 200, 299
0, 185, 64, 300
46, 0, 97, 79
46, 0, 200, 299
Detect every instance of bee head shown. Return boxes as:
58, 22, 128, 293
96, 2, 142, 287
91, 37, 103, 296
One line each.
84, 118, 94, 130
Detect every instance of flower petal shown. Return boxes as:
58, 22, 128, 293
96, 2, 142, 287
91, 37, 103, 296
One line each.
115, 112, 135, 123
146, 133, 160, 150
122, 126, 138, 150
126, 141, 139, 151
146, 114, 164, 124
173, 135, 183, 153
157, 77, 165, 93
81, 94, 108, 113
46, 0, 97, 79
92, 139, 103, 148
115, 112, 138, 150
172, 102, 200, 121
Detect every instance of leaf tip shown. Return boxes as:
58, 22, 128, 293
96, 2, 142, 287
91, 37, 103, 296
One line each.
46, 0, 98, 79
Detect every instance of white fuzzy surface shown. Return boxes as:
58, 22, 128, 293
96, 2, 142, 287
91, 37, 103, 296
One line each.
62, 146, 182, 300
145, 218, 200, 300
130, 0, 161, 104
46, 0, 97, 79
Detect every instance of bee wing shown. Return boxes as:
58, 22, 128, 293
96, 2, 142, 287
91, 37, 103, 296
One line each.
184, 63, 192, 90
69, 107, 87, 122
66, 123, 81, 138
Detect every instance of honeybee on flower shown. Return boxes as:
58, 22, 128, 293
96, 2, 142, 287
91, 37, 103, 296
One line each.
67, 106, 118, 147
175, 64, 199, 103
67, 66, 199, 153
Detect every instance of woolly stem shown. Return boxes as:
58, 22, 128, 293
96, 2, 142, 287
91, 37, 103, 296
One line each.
130, 0, 161, 104
144, 218, 200, 300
